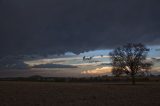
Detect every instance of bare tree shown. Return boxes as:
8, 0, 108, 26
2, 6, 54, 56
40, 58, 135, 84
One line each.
109, 43, 153, 85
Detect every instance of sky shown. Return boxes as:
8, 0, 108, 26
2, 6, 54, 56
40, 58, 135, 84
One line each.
0, 48, 160, 78
0, 0, 160, 57
0, 0, 160, 77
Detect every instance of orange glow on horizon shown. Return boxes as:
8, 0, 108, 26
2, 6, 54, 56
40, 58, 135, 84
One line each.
81, 67, 112, 75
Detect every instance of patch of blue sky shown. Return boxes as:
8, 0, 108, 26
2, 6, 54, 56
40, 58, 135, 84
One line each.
148, 45, 160, 58
79, 49, 111, 56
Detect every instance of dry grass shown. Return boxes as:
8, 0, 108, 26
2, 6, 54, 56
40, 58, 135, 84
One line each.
0, 81, 160, 106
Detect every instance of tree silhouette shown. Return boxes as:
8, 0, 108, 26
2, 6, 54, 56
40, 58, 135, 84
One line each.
109, 43, 153, 85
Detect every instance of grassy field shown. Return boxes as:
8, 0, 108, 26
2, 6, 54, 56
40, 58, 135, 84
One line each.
0, 81, 160, 106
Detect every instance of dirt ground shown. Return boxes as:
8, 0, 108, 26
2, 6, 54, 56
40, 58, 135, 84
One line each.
0, 81, 160, 106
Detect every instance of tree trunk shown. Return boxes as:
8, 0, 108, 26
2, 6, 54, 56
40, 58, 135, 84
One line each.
131, 70, 136, 85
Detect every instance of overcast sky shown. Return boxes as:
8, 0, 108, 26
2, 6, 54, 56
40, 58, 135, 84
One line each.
1, 0, 160, 56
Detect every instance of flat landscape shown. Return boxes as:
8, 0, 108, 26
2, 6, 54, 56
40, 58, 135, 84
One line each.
0, 81, 160, 106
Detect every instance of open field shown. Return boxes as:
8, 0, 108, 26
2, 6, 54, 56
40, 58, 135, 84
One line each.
0, 81, 160, 106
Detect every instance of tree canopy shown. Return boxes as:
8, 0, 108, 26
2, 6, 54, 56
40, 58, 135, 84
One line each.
109, 43, 153, 85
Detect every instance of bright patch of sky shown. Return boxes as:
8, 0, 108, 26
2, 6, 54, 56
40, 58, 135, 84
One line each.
79, 49, 111, 56
25, 45, 160, 68
14, 45, 160, 77
148, 45, 160, 58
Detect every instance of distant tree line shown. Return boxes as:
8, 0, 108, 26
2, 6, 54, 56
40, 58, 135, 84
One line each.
0, 75, 160, 82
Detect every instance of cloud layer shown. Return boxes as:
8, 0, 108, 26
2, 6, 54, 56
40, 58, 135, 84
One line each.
1, 0, 160, 56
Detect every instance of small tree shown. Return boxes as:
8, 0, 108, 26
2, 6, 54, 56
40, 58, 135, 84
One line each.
109, 43, 153, 85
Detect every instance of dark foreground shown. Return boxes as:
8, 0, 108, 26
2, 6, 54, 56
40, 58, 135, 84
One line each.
0, 81, 160, 106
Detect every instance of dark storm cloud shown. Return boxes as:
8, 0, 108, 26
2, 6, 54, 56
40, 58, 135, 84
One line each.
32, 64, 77, 68
0, 0, 160, 56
